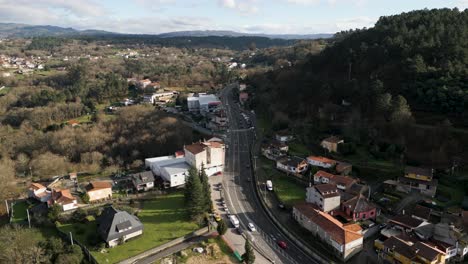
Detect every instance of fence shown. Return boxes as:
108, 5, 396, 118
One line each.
56, 228, 99, 264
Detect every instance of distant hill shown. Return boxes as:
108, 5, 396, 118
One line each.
156, 30, 334, 40
0, 23, 333, 39
0, 23, 114, 38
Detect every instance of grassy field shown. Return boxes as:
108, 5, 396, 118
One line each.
0, 86, 11, 96
258, 157, 307, 206
59, 192, 198, 264
435, 183, 464, 207
11, 201, 30, 223
288, 142, 310, 157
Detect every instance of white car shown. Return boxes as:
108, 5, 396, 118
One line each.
248, 223, 256, 232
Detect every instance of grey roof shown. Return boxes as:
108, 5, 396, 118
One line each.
97, 206, 143, 242
161, 161, 190, 176
131, 171, 155, 185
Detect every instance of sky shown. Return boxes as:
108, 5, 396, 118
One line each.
0, 0, 466, 34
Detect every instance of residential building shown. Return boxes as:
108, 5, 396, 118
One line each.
184, 138, 225, 176
97, 206, 143, 247
28, 183, 51, 203
307, 156, 337, 169
137, 79, 151, 89
48, 189, 78, 211
275, 130, 293, 143
396, 166, 438, 197
306, 184, 341, 212
321, 136, 344, 153
341, 194, 377, 221
411, 204, 432, 222
85, 181, 113, 202
143, 93, 157, 104
293, 202, 363, 260
313, 170, 356, 191
131, 171, 155, 191
276, 156, 308, 174
379, 236, 446, 264
261, 140, 288, 160
336, 161, 352, 175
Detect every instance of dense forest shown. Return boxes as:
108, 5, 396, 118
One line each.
249, 8, 468, 167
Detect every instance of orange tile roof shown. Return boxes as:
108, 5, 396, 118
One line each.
87, 181, 112, 191
314, 170, 356, 188
294, 202, 363, 245
185, 142, 206, 154
52, 189, 76, 204
307, 156, 337, 164
30, 182, 46, 190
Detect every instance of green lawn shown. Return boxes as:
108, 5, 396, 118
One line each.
435, 184, 464, 207
60, 192, 198, 263
288, 142, 310, 157
11, 201, 30, 223
258, 157, 307, 206
273, 176, 307, 206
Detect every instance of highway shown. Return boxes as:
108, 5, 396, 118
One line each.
220, 84, 321, 264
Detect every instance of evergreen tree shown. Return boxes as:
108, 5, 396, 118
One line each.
199, 164, 212, 212
242, 239, 255, 264
184, 167, 204, 219
217, 219, 228, 235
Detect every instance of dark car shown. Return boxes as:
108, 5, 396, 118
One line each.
277, 240, 287, 249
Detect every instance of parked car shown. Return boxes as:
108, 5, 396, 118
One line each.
277, 240, 287, 249
248, 223, 256, 232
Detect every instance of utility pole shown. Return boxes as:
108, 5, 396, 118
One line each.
70, 232, 74, 246
5, 200, 9, 215
26, 209, 31, 228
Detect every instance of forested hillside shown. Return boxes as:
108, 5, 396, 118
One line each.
249, 8, 468, 167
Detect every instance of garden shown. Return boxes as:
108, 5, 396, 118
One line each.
58, 192, 199, 263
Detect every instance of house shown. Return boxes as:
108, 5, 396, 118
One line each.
85, 181, 113, 202
293, 202, 363, 260
184, 138, 225, 176
379, 236, 446, 264
411, 204, 432, 222
396, 166, 438, 197
143, 93, 157, 104
97, 206, 143, 247
261, 140, 288, 160
146, 155, 190, 187
275, 130, 293, 143
321, 136, 344, 153
313, 171, 356, 191
137, 79, 151, 89
276, 156, 308, 174
28, 183, 51, 203
48, 189, 78, 211
341, 194, 377, 221
239, 84, 247, 91
336, 161, 352, 175
307, 156, 337, 169
148, 82, 161, 89
131, 171, 155, 191
306, 184, 341, 212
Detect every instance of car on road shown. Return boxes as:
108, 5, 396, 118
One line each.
247, 223, 256, 232
277, 240, 287, 249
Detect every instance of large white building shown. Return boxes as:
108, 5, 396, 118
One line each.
145, 138, 225, 187
306, 184, 341, 213
187, 94, 221, 115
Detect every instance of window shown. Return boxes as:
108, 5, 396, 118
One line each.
319, 198, 323, 201
370, 211, 374, 215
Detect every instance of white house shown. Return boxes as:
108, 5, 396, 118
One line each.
184, 138, 225, 176
28, 183, 51, 203
145, 156, 190, 188
306, 184, 341, 212
48, 189, 78, 211
307, 156, 337, 168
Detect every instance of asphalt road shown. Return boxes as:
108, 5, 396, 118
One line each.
220, 84, 320, 264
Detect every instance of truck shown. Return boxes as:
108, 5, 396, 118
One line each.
266, 180, 273, 191
229, 215, 240, 228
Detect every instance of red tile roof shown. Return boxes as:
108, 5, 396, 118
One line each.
52, 189, 76, 205
314, 184, 339, 198
342, 194, 375, 213
30, 182, 46, 190
86, 181, 112, 191
294, 202, 362, 244
307, 156, 337, 164
314, 170, 356, 188
185, 142, 206, 154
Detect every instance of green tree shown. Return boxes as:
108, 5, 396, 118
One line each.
390, 95, 413, 124
199, 164, 212, 212
184, 167, 204, 219
242, 239, 255, 264
47, 204, 62, 221
217, 219, 228, 235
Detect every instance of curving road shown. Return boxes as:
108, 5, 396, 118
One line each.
220, 84, 320, 264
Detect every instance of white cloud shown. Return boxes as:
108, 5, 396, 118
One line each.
285, 0, 367, 6
218, 0, 259, 14
457, 0, 468, 9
